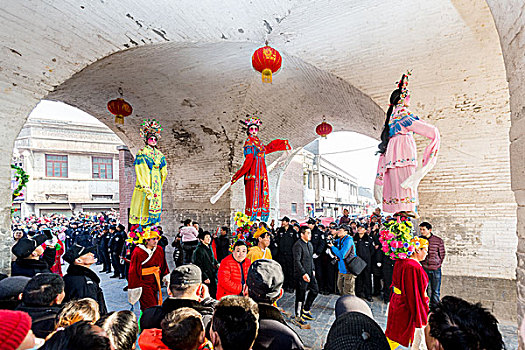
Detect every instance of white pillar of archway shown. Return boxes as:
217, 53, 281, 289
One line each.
486, 1, 525, 345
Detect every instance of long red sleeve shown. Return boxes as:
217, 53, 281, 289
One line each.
265, 139, 290, 154
231, 154, 254, 184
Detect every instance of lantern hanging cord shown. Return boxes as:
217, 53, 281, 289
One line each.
319, 145, 376, 156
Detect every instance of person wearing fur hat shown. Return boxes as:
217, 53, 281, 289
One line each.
128, 226, 170, 311
11, 234, 50, 278
129, 119, 168, 226
63, 243, 108, 315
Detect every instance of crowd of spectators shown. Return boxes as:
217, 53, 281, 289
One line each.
0, 211, 506, 349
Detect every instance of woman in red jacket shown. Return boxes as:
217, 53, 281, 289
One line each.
216, 240, 251, 299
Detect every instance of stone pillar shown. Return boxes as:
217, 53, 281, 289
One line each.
486, 1, 525, 346
117, 145, 135, 228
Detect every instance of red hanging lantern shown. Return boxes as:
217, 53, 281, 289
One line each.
252, 44, 282, 83
107, 98, 133, 124
316, 120, 333, 138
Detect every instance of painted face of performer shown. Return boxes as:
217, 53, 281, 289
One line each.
146, 237, 159, 249
248, 125, 259, 137
414, 246, 428, 262
403, 94, 411, 107
232, 245, 247, 263
147, 136, 158, 147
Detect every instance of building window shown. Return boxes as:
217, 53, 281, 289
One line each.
322, 175, 326, 189
93, 157, 113, 179
46, 154, 68, 178
291, 203, 297, 214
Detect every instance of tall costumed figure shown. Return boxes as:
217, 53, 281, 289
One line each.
374, 72, 440, 217
210, 115, 291, 222
129, 119, 168, 226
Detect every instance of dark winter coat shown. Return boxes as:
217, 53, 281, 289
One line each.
354, 233, 374, 265
192, 242, 218, 283
215, 234, 231, 262
310, 226, 327, 257
11, 258, 50, 278
253, 303, 305, 350
63, 264, 108, 315
277, 226, 297, 257
109, 231, 125, 255
15, 303, 61, 339
140, 297, 217, 331
292, 239, 314, 279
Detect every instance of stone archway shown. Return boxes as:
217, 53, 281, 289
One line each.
0, 0, 522, 332
46, 40, 384, 237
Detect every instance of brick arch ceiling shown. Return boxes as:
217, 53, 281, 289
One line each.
47, 41, 383, 158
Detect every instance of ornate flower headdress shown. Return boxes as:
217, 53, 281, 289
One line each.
396, 70, 412, 102
127, 225, 160, 245
229, 212, 255, 251
243, 115, 262, 127
378, 216, 419, 259
140, 119, 163, 140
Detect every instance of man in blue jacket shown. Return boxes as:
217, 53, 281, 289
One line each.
327, 225, 355, 296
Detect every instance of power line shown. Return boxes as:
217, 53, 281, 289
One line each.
319, 145, 377, 156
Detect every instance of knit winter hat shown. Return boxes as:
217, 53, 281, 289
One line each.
0, 310, 32, 350
324, 312, 389, 350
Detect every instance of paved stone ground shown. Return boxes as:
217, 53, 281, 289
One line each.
96, 264, 518, 350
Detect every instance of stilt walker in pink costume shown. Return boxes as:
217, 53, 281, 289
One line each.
374, 72, 440, 216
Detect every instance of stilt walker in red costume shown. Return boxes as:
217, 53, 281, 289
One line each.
210, 115, 291, 222
127, 226, 169, 311
379, 219, 430, 349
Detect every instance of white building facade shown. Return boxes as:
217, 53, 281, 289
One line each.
12, 116, 122, 217
280, 139, 373, 220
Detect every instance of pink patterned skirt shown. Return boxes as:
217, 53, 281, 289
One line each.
383, 164, 417, 213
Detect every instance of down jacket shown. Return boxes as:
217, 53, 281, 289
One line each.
216, 254, 251, 299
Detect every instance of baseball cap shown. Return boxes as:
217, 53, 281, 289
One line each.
11, 234, 47, 259
170, 264, 202, 286
247, 259, 284, 302
62, 244, 96, 264
279, 216, 290, 222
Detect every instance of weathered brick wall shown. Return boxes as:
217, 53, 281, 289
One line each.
118, 146, 136, 227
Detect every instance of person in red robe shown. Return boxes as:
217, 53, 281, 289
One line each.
128, 226, 170, 311
49, 239, 65, 276
385, 236, 430, 349
231, 115, 291, 222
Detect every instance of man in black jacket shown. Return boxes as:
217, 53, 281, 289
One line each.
62, 244, 108, 315
140, 264, 217, 331
291, 226, 318, 328
354, 226, 374, 302
109, 225, 126, 279
11, 234, 50, 277
215, 226, 231, 262
276, 217, 297, 293
307, 218, 326, 296
15, 273, 65, 339
247, 259, 304, 350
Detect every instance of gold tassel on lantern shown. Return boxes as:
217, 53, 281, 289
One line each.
262, 69, 273, 83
